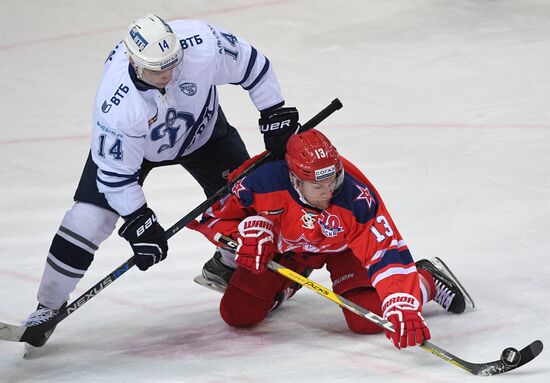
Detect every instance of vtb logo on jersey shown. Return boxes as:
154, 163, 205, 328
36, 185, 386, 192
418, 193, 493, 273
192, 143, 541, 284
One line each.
317, 211, 343, 238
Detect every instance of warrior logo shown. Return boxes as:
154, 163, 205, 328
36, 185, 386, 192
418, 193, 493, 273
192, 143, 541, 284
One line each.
317, 211, 344, 238
179, 82, 197, 96
151, 108, 195, 153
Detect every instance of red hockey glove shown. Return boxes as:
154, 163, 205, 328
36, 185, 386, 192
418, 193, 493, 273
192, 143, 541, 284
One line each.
382, 293, 431, 349
235, 216, 275, 274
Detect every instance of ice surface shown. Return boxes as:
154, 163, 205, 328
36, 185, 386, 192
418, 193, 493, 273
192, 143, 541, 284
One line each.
0, 1, 548, 382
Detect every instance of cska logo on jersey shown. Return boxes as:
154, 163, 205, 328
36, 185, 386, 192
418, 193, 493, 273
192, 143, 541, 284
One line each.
355, 184, 375, 208
317, 211, 344, 238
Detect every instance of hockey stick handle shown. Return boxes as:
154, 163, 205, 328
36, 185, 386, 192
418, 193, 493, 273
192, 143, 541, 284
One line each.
166, 98, 343, 237
20, 99, 344, 345
300, 98, 342, 132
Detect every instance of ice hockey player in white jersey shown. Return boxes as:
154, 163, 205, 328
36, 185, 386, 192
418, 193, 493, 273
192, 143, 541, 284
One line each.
23, 14, 300, 347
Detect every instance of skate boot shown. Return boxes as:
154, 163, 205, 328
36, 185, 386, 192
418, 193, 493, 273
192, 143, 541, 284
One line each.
22, 302, 66, 350
193, 251, 235, 293
416, 257, 474, 314
270, 267, 314, 312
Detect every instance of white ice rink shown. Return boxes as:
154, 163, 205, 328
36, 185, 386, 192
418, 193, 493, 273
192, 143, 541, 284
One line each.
1, 0, 549, 382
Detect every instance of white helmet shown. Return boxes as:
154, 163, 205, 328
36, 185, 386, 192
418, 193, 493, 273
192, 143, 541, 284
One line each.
124, 14, 183, 78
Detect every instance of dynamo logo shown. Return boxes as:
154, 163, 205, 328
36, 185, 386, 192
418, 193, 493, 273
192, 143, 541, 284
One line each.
179, 82, 197, 96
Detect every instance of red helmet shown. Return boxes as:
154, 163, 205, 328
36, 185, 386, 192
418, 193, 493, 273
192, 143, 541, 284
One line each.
285, 129, 343, 182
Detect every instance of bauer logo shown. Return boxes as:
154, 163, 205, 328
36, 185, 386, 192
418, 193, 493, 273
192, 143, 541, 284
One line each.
130, 27, 148, 51
179, 82, 197, 96
315, 165, 336, 181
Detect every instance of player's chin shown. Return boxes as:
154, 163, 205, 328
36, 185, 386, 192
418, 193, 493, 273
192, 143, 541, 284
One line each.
312, 200, 331, 210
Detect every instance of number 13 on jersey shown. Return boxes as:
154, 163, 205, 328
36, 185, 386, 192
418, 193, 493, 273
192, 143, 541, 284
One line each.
370, 215, 394, 242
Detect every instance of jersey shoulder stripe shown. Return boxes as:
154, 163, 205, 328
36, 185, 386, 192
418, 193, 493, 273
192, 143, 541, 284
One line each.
242, 57, 270, 91
233, 46, 258, 85
234, 161, 290, 206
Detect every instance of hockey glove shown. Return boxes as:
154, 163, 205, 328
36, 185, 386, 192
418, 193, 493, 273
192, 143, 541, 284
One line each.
259, 106, 300, 159
382, 293, 431, 349
235, 216, 275, 274
118, 206, 168, 271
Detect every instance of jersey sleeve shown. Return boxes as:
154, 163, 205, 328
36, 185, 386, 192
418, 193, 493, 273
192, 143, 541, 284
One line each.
343, 158, 422, 307
91, 109, 149, 217
193, 157, 264, 242
208, 23, 284, 111
193, 189, 256, 244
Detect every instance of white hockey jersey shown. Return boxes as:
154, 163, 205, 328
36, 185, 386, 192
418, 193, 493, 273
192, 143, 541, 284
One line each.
91, 19, 284, 216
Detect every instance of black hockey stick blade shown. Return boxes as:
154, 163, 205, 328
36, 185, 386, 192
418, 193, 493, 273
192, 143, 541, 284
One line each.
0, 316, 58, 345
421, 340, 543, 376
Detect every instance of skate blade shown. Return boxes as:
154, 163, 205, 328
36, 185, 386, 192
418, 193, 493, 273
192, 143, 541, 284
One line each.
23, 343, 37, 359
193, 275, 226, 294
432, 257, 476, 309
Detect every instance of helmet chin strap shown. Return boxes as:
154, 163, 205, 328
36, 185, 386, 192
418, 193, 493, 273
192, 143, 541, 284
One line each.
289, 172, 316, 208
128, 57, 145, 80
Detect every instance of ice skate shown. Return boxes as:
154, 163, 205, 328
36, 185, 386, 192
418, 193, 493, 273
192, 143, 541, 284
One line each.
416, 257, 474, 313
22, 303, 66, 358
194, 251, 235, 293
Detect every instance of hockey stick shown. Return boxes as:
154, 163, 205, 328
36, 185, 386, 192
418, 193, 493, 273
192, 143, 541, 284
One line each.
0, 98, 343, 347
213, 233, 543, 376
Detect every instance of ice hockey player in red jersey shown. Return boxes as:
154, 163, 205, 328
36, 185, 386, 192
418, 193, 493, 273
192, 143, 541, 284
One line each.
189, 129, 472, 349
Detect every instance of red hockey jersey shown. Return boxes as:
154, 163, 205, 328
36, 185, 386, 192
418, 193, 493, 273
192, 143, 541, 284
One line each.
195, 156, 422, 306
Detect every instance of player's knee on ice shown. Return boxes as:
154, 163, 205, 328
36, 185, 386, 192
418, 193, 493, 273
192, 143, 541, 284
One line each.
220, 285, 272, 327
341, 288, 384, 334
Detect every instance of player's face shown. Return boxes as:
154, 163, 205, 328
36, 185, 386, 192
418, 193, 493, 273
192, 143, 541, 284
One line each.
142, 65, 177, 88
299, 175, 338, 210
